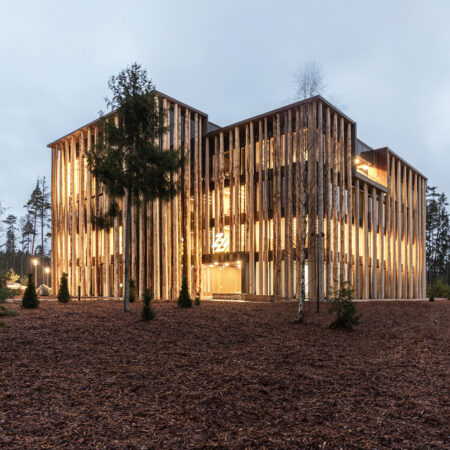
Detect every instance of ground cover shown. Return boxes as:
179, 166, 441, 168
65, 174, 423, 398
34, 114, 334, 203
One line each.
1, 299, 448, 448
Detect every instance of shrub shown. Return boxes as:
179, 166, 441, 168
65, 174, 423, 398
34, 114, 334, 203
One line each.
141, 289, 156, 321
427, 278, 450, 300
22, 274, 39, 309
177, 275, 192, 308
0, 287, 14, 303
194, 292, 200, 306
129, 279, 137, 303
57, 273, 71, 303
327, 281, 361, 330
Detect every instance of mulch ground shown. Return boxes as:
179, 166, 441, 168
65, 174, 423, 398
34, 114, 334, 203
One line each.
0, 299, 449, 449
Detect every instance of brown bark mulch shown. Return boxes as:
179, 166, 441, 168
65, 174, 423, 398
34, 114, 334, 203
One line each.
1, 299, 449, 448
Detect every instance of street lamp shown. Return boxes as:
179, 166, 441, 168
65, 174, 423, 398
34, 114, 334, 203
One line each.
33, 259, 38, 285
45, 267, 50, 286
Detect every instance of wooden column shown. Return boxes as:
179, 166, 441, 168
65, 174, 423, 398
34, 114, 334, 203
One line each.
234, 126, 240, 252
219, 130, 224, 233
422, 178, 426, 297
317, 104, 324, 302
193, 113, 200, 296
249, 121, 255, 294
339, 118, 345, 283
413, 173, 418, 297
363, 182, 369, 299
138, 195, 145, 298
380, 192, 385, 298
103, 191, 110, 297
274, 114, 282, 300
229, 130, 234, 252
183, 108, 191, 294
153, 199, 160, 298
386, 159, 391, 298
172, 104, 180, 298
70, 137, 76, 295
355, 179, 360, 298
205, 137, 211, 252
79, 133, 85, 296
346, 123, 353, 288
307, 103, 316, 300
325, 108, 332, 296
51, 147, 56, 290
371, 187, 378, 298
391, 157, 397, 298
286, 110, 293, 299
396, 159, 402, 299
214, 135, 219, 236
263, 118, 269, 295
86, 130, 92, 296
332, 114, 339, 291
258, 120, 264, 295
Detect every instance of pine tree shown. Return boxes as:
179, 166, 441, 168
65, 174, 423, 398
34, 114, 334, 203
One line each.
86, 63, 181, 312
141, 289, 156, 320
57, 272, 70, 303
22, 274, 39, 309
178, 275, 192, 308
129, 278, 137, 303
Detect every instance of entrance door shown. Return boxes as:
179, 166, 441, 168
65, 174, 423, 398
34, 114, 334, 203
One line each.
202, 263, 241, 296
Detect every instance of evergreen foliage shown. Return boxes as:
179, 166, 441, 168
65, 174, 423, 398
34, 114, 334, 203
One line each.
427, 278, 450, 301
57, 272, 70, 303
129, 278, 137, 303
22, 274, 39, 309
141, 289, 156, 321
426, 186, 450, 285
327, 282, 361, 330
194, 292, 200, 306
85, 63, 181, 312
178, 275, 192, 308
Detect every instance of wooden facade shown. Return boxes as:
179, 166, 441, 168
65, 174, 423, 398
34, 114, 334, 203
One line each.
49, 95, 427, 300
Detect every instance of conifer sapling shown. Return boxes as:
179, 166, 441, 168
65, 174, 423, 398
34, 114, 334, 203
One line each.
141, 289, 156, 321
22, 274, 39, 309
57, 272, 71, 303
129, 279, 137, 303
177, 275, 192, 308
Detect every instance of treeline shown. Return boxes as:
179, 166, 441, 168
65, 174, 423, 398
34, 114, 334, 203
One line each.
0, 177, 51, 286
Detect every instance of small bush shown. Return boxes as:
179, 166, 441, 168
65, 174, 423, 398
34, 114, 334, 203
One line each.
141, 289, 156, 321
22, 274, 39, 309
178, 275, 192, 308
427, 278, 450, 300
194, 293, 200, 306
129, 279, 137, 303
0, 287, 14, 303
57, 273, 71, 303
327, 281, 361, 330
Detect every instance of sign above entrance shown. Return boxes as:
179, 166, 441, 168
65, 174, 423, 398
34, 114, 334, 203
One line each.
212, 233, 229, 253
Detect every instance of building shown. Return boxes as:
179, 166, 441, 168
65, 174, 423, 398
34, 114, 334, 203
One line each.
48, 93, 427, 301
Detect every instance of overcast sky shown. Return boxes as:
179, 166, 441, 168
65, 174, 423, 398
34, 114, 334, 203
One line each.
1, 0, 449, 222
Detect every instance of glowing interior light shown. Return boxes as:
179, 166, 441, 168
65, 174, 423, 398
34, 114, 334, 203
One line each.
362, 164, 369, 170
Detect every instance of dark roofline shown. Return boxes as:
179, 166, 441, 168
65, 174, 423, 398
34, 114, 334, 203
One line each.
47, 90, 208, 148
206, 95, 356, 136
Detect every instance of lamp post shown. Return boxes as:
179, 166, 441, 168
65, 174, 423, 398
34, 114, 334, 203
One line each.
45, 267, 50, 287
33, 259, 38, 285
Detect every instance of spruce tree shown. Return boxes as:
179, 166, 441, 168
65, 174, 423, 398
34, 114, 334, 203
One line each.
22, 274, 39, 309
129, 278, 137, 303
327, 281, 361, 330
141, 289, 156, 320
177, 275, 192, 308
86, 63, 181, 312
57, 272, 70, 303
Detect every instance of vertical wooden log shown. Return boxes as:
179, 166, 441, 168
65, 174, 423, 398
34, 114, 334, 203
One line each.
93, 129, 99, 297
183, 109, 191, 294
219, 130, 224, 233
346, 123, 353, 288
153, 199, 160, 298
317, 104, 324, 302
386, 157, 391, 298
176, 105, 183, 295
139, 195, 145, 298
363, 182, 369, 299
103, 190, 110, 297
286, 110, 293, 299
380, 191, 385, 298
263, 118, 269, 295
332, 114, 339, 291
307, 103, 316, 300
413, 173, 418, 297
355, 179, 360, 298
273, 114, 282, 301
205, 137, 211, 252
193, 112, 199, 296
172, 104, 179, 298
146, 200, 152, 294
258, 120, 264, 295
325, 108, 332, 297
214, 135, 219, 237
234, 126, 240, 252
229, 130, 234, 252
70, 137, 76, 294
339, 118, 345, 283
245, 124, 250, 255
249, 121, 255, 294
86, 130, 92, 296
79, 132, 85, 296
51, 147, 56, 290
422, 178, 426, 297
371, 187, 378, 298
391, 157, 397, 298
397, 159, 402, 298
